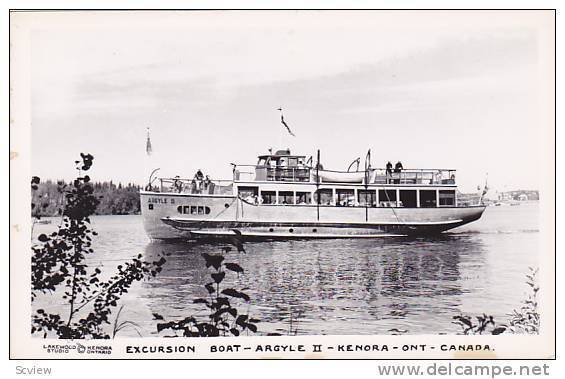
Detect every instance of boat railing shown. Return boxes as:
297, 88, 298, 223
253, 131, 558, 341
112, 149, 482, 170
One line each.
372, 168, 456, 185
234, 165, 311, 182
233, 164, 455, 185
148, 177, 234, 195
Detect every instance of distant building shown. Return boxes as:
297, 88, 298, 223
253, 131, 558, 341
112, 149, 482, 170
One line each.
499, 190, 539, 201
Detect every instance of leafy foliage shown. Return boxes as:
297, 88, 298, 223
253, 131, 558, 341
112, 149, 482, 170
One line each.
452, 314, 506, 335
156, 246, 258, 337
507, 267, 540, 334
31, 153, 166, 339
453, 267, 540, 336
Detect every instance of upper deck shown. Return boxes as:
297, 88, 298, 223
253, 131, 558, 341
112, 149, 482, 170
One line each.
146, 149, 457, 197
234, 149, 456, 186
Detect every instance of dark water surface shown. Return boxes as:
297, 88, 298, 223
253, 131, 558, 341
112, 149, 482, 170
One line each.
33, 203, 540, 336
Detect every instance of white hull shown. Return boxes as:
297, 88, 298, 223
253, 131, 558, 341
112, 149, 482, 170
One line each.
140, 191, 485, 240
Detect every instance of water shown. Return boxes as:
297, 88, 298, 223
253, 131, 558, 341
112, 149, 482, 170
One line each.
33, 203, 540, 336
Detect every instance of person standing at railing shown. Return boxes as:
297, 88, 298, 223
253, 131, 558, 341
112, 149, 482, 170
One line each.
192, 169, 204, 193
435, 171, 442, 185
173, 176, 183, 193
394, 161, 403, 184
386, 161, 393, 184
203, 175, 211, 191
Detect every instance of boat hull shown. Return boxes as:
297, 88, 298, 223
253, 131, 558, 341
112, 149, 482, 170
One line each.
140, 191, 485, 240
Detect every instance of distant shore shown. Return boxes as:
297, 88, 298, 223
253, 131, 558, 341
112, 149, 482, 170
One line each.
31, 180, 141, 217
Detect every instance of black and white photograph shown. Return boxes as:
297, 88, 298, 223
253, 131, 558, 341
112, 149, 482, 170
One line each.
9, 9, 555, 359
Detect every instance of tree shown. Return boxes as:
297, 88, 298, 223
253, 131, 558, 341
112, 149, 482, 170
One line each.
31, 153, 166, 339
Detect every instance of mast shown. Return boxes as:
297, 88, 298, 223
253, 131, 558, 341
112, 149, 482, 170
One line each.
316, 149, 320, 221
364, 149, 370, 222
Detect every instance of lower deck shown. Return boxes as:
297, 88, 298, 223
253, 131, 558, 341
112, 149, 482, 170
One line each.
140, 191, 485, 240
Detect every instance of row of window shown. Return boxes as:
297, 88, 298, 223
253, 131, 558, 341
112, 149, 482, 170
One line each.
176, 205, 211, 215
238, 187, 456, 207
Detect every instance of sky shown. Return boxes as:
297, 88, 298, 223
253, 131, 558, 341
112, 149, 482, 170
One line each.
26, 11, 554, 193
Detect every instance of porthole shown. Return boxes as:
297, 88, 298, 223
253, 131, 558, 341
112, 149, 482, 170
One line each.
312, 228, 317, 233
225, 203, 230, 208
289, 228, 294, 233
269, 228, 274, 232
148, 204, 154, 210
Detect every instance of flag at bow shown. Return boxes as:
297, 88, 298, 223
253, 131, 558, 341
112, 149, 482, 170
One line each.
278, 108, 296, 137
146, 127, 153, 156
478, 173, 489, 204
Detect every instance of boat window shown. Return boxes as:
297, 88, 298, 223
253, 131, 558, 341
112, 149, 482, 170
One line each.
358, 190, 376, 207
278, 191, 294, 205
314, 189, 333, 205
439, 190, 455, 206
177, 205, 182, 214
288, 158, 298, 167
191, 206, 198, 214
336, 189, 355, 206
296, 192, 311, 205
205, 206, 211, 214
197, 206, 204, 215
238, 186, 258, 196
183, 205, 190, 214
400, 190, 417, 208
378, 189, 397, 207
420, 190, 437, 208
260, 191, 276, 204
238, 186, 259, 203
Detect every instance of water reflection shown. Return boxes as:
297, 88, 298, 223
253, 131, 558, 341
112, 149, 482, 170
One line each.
141, 235, 487, 335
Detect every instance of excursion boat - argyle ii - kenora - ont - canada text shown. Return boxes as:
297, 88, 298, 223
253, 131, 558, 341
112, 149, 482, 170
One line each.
140, 147, 486, 240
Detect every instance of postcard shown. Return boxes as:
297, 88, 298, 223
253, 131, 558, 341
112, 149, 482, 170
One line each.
9, 9, 555, 359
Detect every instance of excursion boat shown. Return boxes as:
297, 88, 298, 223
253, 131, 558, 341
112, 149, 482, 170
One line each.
140, 149, 486, 240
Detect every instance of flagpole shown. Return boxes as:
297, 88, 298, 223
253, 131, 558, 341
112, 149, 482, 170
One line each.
316, 149, 320, 221
364, 149, 370, 222
478, 173, 489, 205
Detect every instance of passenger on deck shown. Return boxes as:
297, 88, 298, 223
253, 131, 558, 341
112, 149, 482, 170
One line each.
173, 176, 183, 193
203, 175, 211, 190
195, 169, 204, 180
394, 161, 403, 172
191, 178, 199, 194
193, 169, 204, 193
386, 161, 393, 184
394, 161, 403, 184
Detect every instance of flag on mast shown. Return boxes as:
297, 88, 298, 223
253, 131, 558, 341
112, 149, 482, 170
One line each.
278, 107, 296, 137
146, 127, 153, 156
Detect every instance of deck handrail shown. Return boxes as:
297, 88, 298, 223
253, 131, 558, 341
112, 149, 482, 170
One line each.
233, 164, 456, 172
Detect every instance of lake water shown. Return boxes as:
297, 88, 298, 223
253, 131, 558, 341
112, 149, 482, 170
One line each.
33, 203, 540, 336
